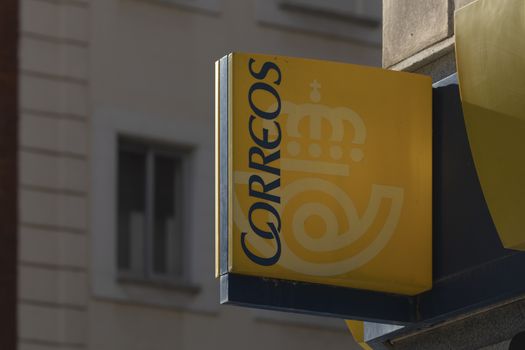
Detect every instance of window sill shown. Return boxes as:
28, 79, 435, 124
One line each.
117, 275, 201, 295
255, 0, 381, 46
92, 274, 217, 316
140, 0, 221, 15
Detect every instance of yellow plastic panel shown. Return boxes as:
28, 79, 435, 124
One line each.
224, 53, 432, 295
455, 0, 525, 250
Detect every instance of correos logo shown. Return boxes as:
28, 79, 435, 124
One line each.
239, 58, 283, 267
235, 58, 404, 276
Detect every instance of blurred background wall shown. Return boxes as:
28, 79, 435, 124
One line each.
16, 0, 381, 349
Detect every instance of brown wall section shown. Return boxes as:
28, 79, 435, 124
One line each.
0, 0, 19, 349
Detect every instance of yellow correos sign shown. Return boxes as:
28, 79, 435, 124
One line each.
216, 53, 432, 295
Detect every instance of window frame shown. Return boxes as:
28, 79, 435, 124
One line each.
116, 136, 192, 287
91, 108, 209, 312
255, 0, 382, 46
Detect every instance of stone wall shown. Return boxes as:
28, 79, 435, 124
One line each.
383, 0, 476, 81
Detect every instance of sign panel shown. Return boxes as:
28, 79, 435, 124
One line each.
216, 53, 432, 296
215, 3, 525, 326
455, 0, 525, 250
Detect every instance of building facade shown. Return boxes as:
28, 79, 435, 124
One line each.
11, 0, 382, 349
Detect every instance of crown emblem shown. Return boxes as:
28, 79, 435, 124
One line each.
267, 80, 367, 177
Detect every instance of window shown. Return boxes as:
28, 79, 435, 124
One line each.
255, 0, 382, 45
91, 110, 205, 310
117, 138, 188, 284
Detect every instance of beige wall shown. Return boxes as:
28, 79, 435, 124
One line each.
18, 0, 90, 349
18, 0, 381, 349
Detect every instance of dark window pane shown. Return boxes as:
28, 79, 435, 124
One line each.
153, 155, 181, 276
117, 148, 146, 273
